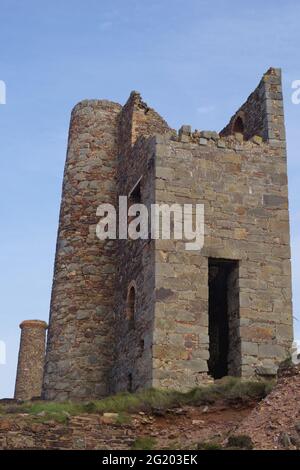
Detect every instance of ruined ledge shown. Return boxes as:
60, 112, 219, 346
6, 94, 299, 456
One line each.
152, 127, 286, 152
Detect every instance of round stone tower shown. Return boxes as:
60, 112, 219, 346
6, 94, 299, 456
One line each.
42, 99, 121, 401
14, 320, 48, 401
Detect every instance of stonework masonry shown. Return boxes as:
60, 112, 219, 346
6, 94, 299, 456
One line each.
14, 320, 48, 400
34, 67, 294, 401
42, 100, 121, 400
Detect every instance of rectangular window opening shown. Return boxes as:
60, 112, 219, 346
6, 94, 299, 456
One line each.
208, 258, 241, 379
128, 179, 142, 231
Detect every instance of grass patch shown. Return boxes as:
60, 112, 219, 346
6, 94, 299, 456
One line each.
84, 388, 183, 414
19, 401, 83, 415
115, 413, 132, 425
226, 434, 254, 450
0, 377, 274, 422
131, 437, 156, 450
31, 412, 70, 425
1, 401, 82, 424
197, 441, 223, 450
181, 376, 273, 406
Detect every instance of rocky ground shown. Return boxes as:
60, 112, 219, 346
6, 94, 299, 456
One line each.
0, 368, 299, 450
0, 402, 253, 450
235, 365, 300, 450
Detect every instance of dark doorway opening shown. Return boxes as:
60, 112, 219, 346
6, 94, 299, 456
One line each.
208, 258, 241, 379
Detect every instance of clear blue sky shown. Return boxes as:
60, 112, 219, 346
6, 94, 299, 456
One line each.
0, 0, 299, 398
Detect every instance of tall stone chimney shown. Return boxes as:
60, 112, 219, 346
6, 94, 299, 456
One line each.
14, 320, 48, 401
43, 100, 121, 401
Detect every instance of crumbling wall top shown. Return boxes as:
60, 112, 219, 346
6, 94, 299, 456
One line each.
118, 91, 174, 156
220, 68, 285, 143
20, 320, 48, 330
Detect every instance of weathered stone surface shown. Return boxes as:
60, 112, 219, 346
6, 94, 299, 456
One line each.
255, 365, 278, 376
263, 194, 287, 207
152, 68, 292, 388
200, 131, 219, 140
241, 341, 259, 356
14, 320, 47, 401
39, 67, 293, 399
42, 100, 122, 401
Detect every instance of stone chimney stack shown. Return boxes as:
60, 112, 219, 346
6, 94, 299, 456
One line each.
14, 320, 48, 401
43, 100, 121, 401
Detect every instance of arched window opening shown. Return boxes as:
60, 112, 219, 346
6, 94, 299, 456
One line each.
127, 284, 136, 329
232, 116, 245, 135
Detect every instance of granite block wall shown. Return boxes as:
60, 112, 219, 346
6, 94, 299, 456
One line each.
42, 100, 121, 401
152, 78, 292, 387
111, 93, 173, 393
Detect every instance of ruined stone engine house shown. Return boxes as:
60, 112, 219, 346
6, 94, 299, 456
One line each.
15, 68, 293, 401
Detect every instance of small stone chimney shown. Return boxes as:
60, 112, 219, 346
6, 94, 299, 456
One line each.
14, 320, 48, 401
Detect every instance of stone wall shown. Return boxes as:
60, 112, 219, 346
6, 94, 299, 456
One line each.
118, 91, 173, 156
14, 320, 47, 400
112, 93, 173, 393
43, 91, 174, 398
152, 120, 292, 387
112, 136, 156, 393
0, 415, 135, 450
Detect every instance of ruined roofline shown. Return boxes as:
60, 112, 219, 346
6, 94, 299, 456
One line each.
123, 90, 172, 132
220, 67, 284, 142
128, 124, 272, 160
70, 92, 172, 127
118, 90, 174, 154
69, 67, 284, 152
154, 67, 284, 147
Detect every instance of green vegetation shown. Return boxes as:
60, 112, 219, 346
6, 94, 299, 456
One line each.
0, 377, 274, 423
226, 434, 254, 450
180, 376, 274, 405
197, 433, 254, 451
115, 412, 132, 425
197, 441, 223, 450
131, 436, 156, 450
